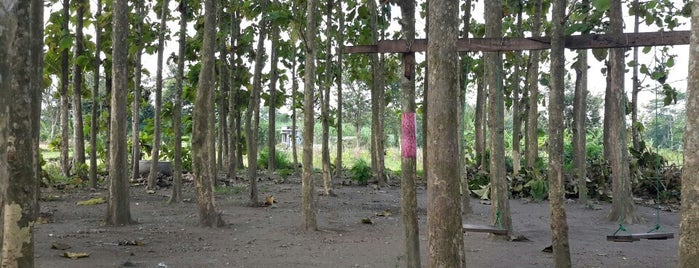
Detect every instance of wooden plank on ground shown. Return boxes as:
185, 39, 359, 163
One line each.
462, 223, 508, 235
345, 31, 689, 54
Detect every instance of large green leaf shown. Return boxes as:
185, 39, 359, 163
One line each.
592, 0, 610, 11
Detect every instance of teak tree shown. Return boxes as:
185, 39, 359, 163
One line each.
301, 0, 319, 231
525, 0, 544, 169
106, 0, 133, 226
148, 0, 169, 190
681, 0, 699, 265
426, 0, 463, 266
169, 0, 187, 204
131, 0, 145, 183
59, 0, 70, 178
369, 0, 386, 187
192, 0, 224, 227
72, 0, 87, 171
90, 0, 104, 188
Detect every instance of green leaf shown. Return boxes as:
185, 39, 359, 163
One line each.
76, 55, 91, 67
666, 57, 675, 68
640, 64, 648, 74
591, 48, 607, 62
592, 0, 610, 11
642, 46, 652, 54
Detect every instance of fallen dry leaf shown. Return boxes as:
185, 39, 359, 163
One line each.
62, 251, 90, 259
76, 197, 105, 206
51, 242, 71, 250
375, 210, 391, 217
361, 218, 373, 224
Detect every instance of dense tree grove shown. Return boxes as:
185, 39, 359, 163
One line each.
2, 0, 699, 266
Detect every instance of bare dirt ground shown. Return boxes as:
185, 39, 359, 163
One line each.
35, 175, 680, 268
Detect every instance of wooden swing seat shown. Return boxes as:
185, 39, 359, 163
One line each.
606, 232, 674, 242
462, 223, 508, 235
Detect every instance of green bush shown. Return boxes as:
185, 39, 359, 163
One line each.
349, 158, 371, 184
258, 149, 292, 170
525, 178, 549, 201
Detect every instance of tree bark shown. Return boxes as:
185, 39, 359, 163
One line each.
106, 0, 133, 226
398, 0, 421, 266
72, 0, 86, 173
335, 3, 344, 179
0, 0, 14, 255
548, 0, 572, 266
268, 24, 280, 173
60, 0, 70, 178
485, 0, 512, 237
631, 0, 641, 152
607, 0, 637, 223
3, 1, 41, 265
246, 0, 270, 206
131, 1, 144, 182
525, 0, 543, 169
369, 0, 386, 187
680, 2, 699, 265
169, 0, 187, 204
426, 0, 464, 266
90, 0, 103, 188
474, 77, 485, 167
192, 0, 224, 227
511, 3, 523, 175
301, 0, 318, 231
227, 9, 240, 180
291, 47, 299, 176
148, 0, 168, 190
321, 0, 333, 196
460, 0, 473, 216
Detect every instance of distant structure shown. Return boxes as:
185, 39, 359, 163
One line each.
279, 126, 301, 148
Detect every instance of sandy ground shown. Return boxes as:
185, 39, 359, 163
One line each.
34, 175, 680, 268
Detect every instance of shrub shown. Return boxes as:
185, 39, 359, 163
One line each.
258, 149, 292, 170
349, 159, 371, 184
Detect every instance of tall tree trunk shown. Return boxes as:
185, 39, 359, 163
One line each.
148, 0, 168, 190
459, 0, 473, 216
246, 0, 269, 206
291, 47, 299, 176
131, 2, 144, 182
427, 0, 463, 266
227, 9, 240, 180
511, 2, 523, 175
268, 24, 279, 173
607, 0, 637, 223
631, 0, 641, 152
485, 0, 512, 237
422, 0, 429, 180
169, 0, 187, 204
680, 2, 699, 264
72, 0, 86, 173
398, 0, 421, 266
192, 0, 224, 227
573, 49, 589, 204
60, 0, 71, 178
106, 0, 133, 226
474, 77, 485, 167
2, 0, 41, 265
0, 0, 14, 255
335, 3, 344, 179
525, 0, 543, 169
548, 0, 572, 266
90, 0, 103, 188
302, 0, 319, 231
321, 0, 333, 196
369, 0, 386, 187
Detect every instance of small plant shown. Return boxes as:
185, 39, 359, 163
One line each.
349, 158, 371, 184
258, 149, 292, 169
525, 178, 549, 202
277, 168, 294, 178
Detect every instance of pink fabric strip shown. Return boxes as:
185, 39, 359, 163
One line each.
401, 113, 417, 158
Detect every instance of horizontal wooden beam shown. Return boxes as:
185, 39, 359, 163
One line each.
344, 31, 689, 54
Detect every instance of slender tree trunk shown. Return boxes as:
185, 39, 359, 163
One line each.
60, 0, 71, 178
147, 1, 168, 190
525, 0, 543, 169
460, 0, 473, 216
512, 3, 523, 175
548, 1, 572, 266
398, 0, 421, 266
426, 0, 463, 266
573, 49, 589, 204
131, 2, 144, 182
268, 24, 279, 173
474, 77, 485, 167
302, 0, 319, 231
192, 0, 224, 227
169, 0, 187, 204
607, 0, 637, 224
246, 0, 269, 206
422, 0, 428, 179
227, 10, 240, 180
90, 0, 103, 188
369, 0, 386, 187
335, 3, 344, 179
680, 2, 699, 264
2, 1, 41, 265
321, 0, 333, 196
291, 48, 299, 176
485, 0, 512, 237
631, 0, 641, 152
106, 0, 133, 226
72, 0, 86, 173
